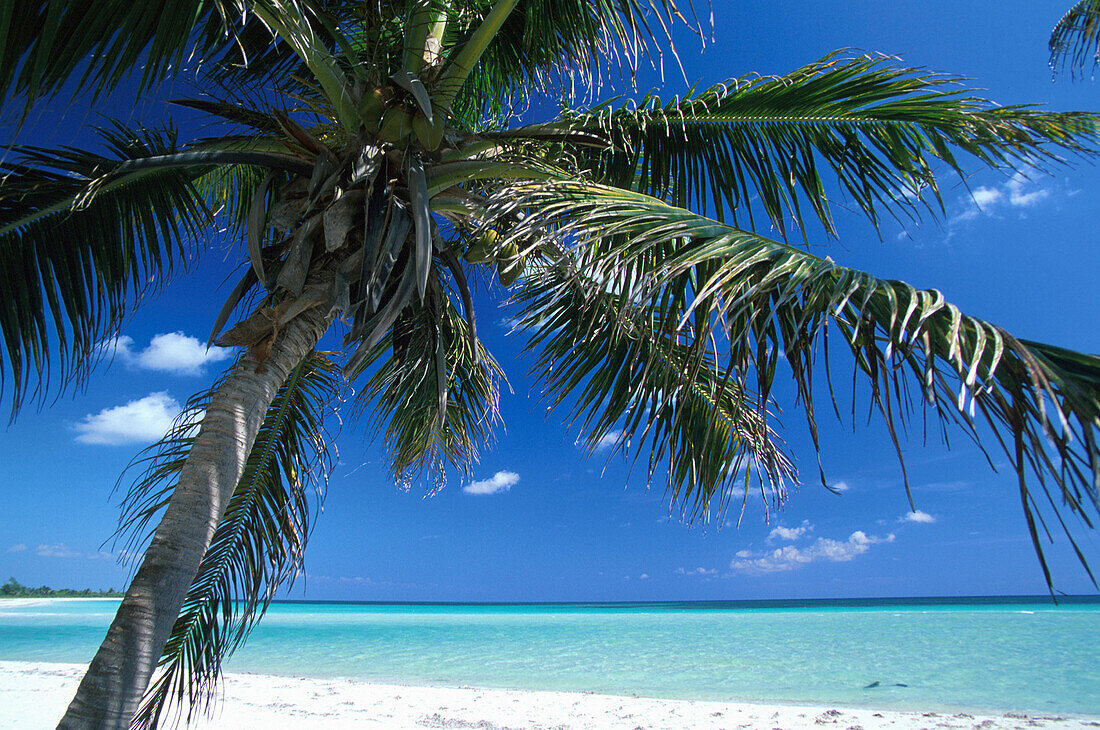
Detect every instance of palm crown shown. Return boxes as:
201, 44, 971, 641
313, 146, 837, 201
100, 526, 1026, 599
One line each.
2, 1, 1100, 728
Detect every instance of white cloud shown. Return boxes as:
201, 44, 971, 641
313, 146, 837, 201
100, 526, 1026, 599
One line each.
639, 573, 649, 580
74, 392, 181, 445
675, 566, 718, 576
103, 332, 232, 376
970, 186, 1003, 208
463, 470, 520, 495
768, 520, 812, 542
1005, 173, 1050, 208
952, 174, 1051, 224
593, 430, 622, 452
902, 510, 936, 524
37, 543, 82, 559
730, 531, 895, 574
723, 478, 758, 500
830, 481, 851, 493
7, 544, 26, 553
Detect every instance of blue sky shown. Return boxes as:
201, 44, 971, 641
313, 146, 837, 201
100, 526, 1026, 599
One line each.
1, 0, 1099, 601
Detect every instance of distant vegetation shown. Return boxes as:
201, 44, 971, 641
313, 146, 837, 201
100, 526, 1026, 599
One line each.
0, 577, 119, 598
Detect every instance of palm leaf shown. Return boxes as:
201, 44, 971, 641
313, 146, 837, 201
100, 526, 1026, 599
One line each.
247, 1, 360, 132
1050, 0, 1100, 78
393, 0, 693, 127
0, 122, 212, 415
505, 53, 1100, 237
169, 98, 286, 137
349, 273, 504, 492
119, 352, 341, 730
0, 0, 369, 107
514, 257, 794, 524
0, 0, 245, 106
492, 181, 1100, 585
198, 2, 366, 94
0, 121, 317, 416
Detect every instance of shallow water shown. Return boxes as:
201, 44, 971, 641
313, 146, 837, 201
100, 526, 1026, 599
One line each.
2, 597, 1097, 714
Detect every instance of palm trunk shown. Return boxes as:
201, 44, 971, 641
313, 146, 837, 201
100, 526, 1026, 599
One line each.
57, 303, 333, 730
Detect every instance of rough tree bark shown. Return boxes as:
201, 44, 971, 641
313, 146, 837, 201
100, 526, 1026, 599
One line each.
57, 302, 334, 730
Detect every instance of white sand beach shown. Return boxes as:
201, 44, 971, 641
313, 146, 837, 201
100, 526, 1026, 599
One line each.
3, 661, 1097, 730
0, 598, 122, 608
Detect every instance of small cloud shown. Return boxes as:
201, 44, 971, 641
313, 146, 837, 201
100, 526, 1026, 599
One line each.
951, 174, 1051, 225
675, 566, 718, 576
639, 573, 649, 580
102, 332, 232, 376
901, 510, 936, 524
1005, 173, 1050, 208
593, 430, 622, 452
7, 544, 26, 553
74, 392, 181, 445
463, 470, 520, 495
730, 531, 895, 574
37, 543, 82, 559
970, 186, 1002, 208
768, 520, 812, 542
723, 478, 758, 500
830, 481, 851, 493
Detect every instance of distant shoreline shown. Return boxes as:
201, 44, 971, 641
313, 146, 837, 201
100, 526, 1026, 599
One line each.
0, 597, 122, 607
4, 594, 1098, 607
7, 593, 1095, 612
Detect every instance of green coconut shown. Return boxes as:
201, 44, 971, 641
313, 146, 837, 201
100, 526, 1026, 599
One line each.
497, 242, 524, 286
464, 229, 498, 263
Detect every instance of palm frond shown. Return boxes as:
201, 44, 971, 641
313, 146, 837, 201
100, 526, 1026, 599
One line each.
193, 163, 273, 241
1050, 0, 1100, 78
491, 181, 1100, 585
198, 1, 365, 94
120, 352, 341, 730
169, 98, 286, 137
0, 0, 240, 105
349, 273, 504, 492
248, 1, 361, 131
0, 121, 213, 415
435, 0, 696, 127
0, 0, 374, 107
507, 53, 1100, 237
514, 258, 794, 524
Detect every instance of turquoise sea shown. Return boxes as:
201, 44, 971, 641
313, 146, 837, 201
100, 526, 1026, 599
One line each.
2, 597, 1098, 715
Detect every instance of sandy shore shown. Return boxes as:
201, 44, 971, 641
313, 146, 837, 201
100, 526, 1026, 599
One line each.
3, 661, 1097, 730
0, 597, 122, 608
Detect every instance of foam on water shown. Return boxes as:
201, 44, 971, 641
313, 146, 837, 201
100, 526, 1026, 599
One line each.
2, 598, 1097, 714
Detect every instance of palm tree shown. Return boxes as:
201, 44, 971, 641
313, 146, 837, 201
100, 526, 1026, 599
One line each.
2, 1, 1099, 727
